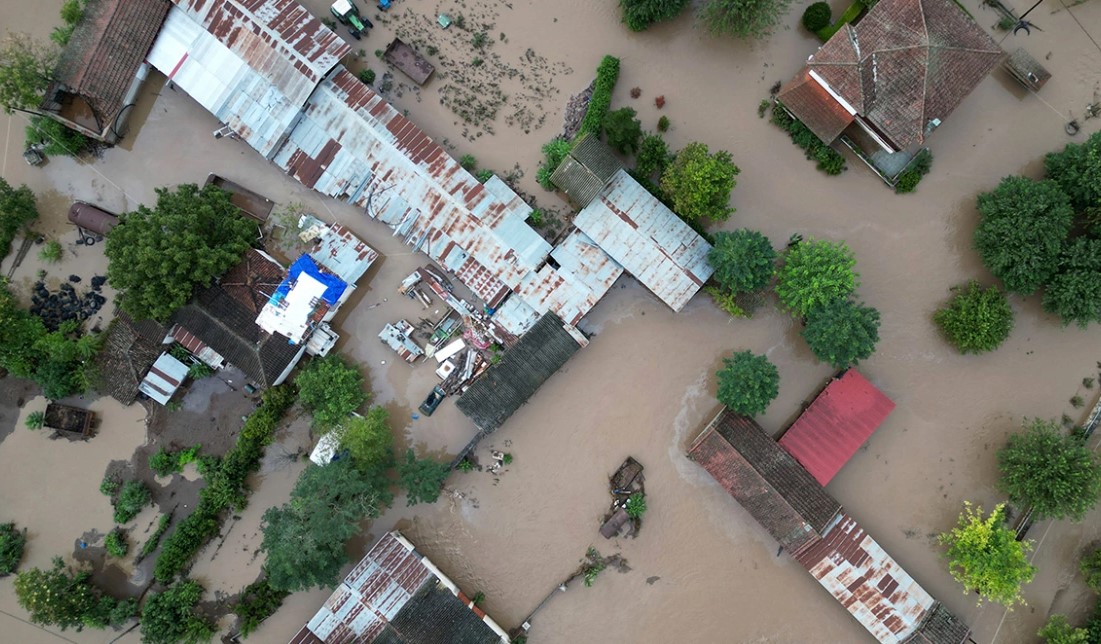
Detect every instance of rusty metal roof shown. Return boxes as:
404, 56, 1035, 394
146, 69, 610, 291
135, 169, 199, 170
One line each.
295, 531, 508, 643
687, 409, 842, 554
147, 0, 348, 158
794, 512, 938, 644
574, 169, 713, 312
778, 370, 896, 486
309, 223, 379, 285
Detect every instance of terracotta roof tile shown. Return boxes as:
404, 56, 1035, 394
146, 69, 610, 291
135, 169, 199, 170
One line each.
776, 70, 855, 143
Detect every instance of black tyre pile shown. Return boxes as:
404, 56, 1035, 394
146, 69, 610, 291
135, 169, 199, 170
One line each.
30, 275, 108, 331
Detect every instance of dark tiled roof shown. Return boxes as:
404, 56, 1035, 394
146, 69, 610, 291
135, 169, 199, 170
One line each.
54, 0, 170, 126
170, 286, 302, 387
776, 69, 855, 143
457, 313, 582, 432
688, 410, 841, 552
219, 248, 284, 314
378, 583, 501, 644
549, 134, 624, 208
789, 0, 1003, 149
94, 314, 166, 405
905, 602, 972, 644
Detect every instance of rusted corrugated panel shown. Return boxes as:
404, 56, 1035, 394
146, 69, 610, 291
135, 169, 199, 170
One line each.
795, 513, 936, 643
574, 169, 713, 312
778, 370, 896, 486
309, 224, 378, 285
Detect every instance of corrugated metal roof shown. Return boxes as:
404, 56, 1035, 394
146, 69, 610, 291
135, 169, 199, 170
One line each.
549, 134, 624, 208
778, 370, 896, 486
794, 512, 936, 644
687, 409, 842, 554
309, 223, 379, 285
574, 169, 713, 311
139, 352, 189, 405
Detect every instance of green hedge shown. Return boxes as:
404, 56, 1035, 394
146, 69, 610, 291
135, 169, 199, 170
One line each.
816, 2, 864, 40
578, 56, 621, 139
770, 104, 846, 175
153, 385, 295, 583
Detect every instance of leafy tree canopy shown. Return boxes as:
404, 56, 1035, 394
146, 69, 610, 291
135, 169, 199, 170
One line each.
635, 133, 670, 179
974, 176, 1074, 295
619, 0, 691, 31
1042, 237, 1101, 328
105, 184, 255, 321
329, 406, 393, 469
802, 299, 881, 369
1044, 130, 1101, 212
139, 580, 214, 644
660, 142, 739, 222
715, 350, 779, 416
0, 33, 57, 114
998, 418, 1101, 521
698, 0, 793, 39
1038, 614, 1089, 644
938, 502, 1035, 608
397, 449, 450, 506
295, 354, 368, 428
25, 115, 93, 158
775, 237, 858, 317
603, 107, 642, 155
0, 522, 25, 575
14, 557, 134, 631
1079, 548, 1101, 594
707, 229, 776, 294
0, 177, 38, 258
933, 281, 1014, 354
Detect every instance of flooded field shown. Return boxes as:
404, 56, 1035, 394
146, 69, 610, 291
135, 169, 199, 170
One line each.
2, 0, 1101, 642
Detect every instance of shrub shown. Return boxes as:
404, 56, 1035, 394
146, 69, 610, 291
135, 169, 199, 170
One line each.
700, 0, 795, 39
475, 169, 494, 183
140, 514, 171, 558
25, 115, 93, 157
0, 522, 26, 575
1038, 614, 1089, 643
140, 580, 215, 644
14, 559, 134, 630
233, 579, 289, 638
1081, 549, 1101, 593
104, 529, 128, 558
625, 493, 647, 518
528, 209, 544, 227
38, 240, 62, 263
187, 361, 213, 379
635, 134, 670, 179
657, 115, 670, 132
357, 68, 375, 85
113, 481, 151, 524
25, 410, 44, 429
578, 56, 620, 138
716, 350, 780, 416
619, 0, 691, 31
100, 473, 120, 497
459, 153, 477, 171
603, 107, 642, 154
934, 281, 1014, 354
150, 449, 178, 477
802, 2, 831, 31
894, 149, 933, 194
770, 104, 847, 175
536, 138, 573, 190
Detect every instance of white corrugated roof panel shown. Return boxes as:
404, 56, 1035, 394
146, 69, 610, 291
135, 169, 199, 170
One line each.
139, 352, 189, 405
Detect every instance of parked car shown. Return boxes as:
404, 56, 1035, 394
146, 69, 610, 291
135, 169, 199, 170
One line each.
418, 386, 446, 416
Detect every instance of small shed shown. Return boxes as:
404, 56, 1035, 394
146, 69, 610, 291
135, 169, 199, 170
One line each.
204, 174, 275, 223
379, 320, 425, 363
139, 352, 190, 405
383, 38, 435, 85
67, 202, 119, 236
548, 134, 623, 208
44, 403, 94, 439
1004, 48, 1051, 92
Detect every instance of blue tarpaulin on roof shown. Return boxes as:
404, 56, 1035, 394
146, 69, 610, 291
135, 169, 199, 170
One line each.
273, 255, 347, 305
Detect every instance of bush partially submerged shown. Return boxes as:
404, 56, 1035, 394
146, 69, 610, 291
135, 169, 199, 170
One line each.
770, 104, 846, 175
801, 2, 831, 31
578, 56, 620, 138
933, 281, 1013, 354
894, 149, 933, 194
0, 522, 26, 575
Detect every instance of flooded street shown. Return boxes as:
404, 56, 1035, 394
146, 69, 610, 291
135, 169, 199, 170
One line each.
2, 0, 1101, 641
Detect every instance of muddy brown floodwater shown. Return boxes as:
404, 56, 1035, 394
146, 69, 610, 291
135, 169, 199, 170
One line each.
3, 0, 1101, 642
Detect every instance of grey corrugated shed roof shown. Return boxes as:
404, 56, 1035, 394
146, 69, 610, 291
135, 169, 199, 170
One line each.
548, 135, 623, 208
905, 603, 972, 644
457, 313, 582, 432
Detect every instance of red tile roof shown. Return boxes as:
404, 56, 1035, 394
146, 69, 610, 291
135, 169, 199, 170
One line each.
775, 69, 855, 143
781, 0, 1003, 149
778, 370, 895, 486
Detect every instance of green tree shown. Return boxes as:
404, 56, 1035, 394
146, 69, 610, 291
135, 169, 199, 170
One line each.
660, 142, 739, 222
233, 579, 289, 638
619, 0, 691, 31
801, 1, 831, 30
139, 580, 215, 644
25, 115, 93, 157
0, 33, 57, 114
397, 449, 450, 506
775, 237, 858, 317
295, 354, 368, 428
974, 176, 1074, 295
105, 184, 255, 321
698, 0, 793, 39
715, 350, 779, 416
536, 138, 573, 190
1042, 238, 1101, 328
635, 133, 670, 179
1079, 548, 1101, 593
934, 281, 1014, 354
802, 299, 880, 369
603, 107, 642, 155
707, 229, 776, 294
0, 522, 25, 575
939, 502, 1035, 607
1039, 614, 1089, 644
113, 480, 152, 524
0, 177, 38, 259
262, 460, 392, 592
14, 557, 133, 631
1044, 130, 1101, 212
998, 418, 1101, 521
330, 406, 392, 469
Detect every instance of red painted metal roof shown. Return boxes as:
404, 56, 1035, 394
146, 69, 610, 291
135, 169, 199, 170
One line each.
778, 370, 895, 486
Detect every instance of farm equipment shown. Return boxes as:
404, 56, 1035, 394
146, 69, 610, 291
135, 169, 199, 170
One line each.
330, 0, 372, 39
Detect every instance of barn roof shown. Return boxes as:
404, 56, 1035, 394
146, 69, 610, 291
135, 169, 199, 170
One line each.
778, 370, 896, 486
549, 134, 624, 208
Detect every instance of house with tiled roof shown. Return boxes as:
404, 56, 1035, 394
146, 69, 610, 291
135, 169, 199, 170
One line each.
777, 0, 1003, 155
40, 0, 170, 143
